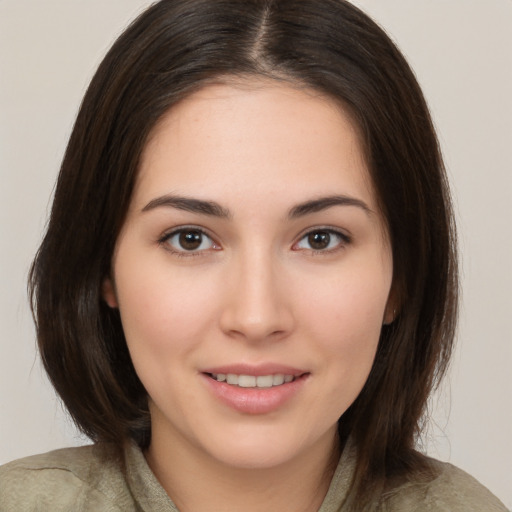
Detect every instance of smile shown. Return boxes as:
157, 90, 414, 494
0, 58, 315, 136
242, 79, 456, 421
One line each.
209, 373, 295, 388
203, 370, 309, 414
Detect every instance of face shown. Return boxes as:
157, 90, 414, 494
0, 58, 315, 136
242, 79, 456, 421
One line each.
104, 81, 394, 471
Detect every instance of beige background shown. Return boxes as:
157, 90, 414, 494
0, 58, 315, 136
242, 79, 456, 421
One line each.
0, 1, 510, 507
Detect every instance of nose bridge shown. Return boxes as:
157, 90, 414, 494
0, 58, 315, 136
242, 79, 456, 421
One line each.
220, 244, 293, 341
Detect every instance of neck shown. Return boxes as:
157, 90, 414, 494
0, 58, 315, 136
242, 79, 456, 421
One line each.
145, 429, 340, 512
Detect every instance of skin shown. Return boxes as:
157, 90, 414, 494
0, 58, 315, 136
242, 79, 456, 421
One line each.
104, 80, 394, 512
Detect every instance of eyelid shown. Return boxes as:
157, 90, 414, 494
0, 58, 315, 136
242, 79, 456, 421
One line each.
292, 226, 352, 252
157, 225, 351, 256
158, 225, 221, 256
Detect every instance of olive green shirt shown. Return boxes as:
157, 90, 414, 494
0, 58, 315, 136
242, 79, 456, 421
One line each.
0, 441, 508, 511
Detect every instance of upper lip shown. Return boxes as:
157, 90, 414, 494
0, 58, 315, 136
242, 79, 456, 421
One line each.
201, 363, 308, 377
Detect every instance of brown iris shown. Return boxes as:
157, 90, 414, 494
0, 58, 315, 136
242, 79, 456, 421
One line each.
179, 230, 203, 250
308, 231, 331, 250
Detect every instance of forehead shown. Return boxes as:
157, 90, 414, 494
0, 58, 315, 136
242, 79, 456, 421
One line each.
134, 80, 376, 213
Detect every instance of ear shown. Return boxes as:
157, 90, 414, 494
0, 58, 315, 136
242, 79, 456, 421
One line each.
102, 277, 118, 308
383, 305, 396, 325
383, 286, 399, 325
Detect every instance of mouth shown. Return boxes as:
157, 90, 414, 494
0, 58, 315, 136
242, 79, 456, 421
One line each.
202, 369, 309, 414
207, 373, 300, 388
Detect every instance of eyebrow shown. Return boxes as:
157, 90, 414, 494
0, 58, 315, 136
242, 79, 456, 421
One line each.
288, 195, 373, 218
141, 193, 372, 219
142, 195, 232, 218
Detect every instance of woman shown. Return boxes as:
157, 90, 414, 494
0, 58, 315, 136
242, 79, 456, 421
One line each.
0, 1, 508, 510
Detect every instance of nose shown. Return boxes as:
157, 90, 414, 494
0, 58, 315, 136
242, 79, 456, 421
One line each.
219, 250, 295, 343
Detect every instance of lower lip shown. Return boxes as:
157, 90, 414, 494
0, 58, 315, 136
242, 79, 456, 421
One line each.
202, 374, 308, 415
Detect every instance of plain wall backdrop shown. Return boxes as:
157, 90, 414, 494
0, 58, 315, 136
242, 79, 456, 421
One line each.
1, 0, 511, 508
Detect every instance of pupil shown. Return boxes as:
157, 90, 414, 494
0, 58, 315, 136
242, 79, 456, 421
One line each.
179, 231, 202, 250
309, 231, 330, 250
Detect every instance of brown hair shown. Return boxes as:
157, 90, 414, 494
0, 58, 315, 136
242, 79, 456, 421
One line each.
29, 0, 457, 506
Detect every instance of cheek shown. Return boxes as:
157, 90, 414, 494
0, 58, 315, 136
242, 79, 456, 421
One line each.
303, 282, 386, 417
296, 258, 391, 381
303, 268, 389, 339
114, 258, 221, 359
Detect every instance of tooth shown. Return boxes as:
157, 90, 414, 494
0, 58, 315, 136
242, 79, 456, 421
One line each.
238, 375, 256, 387
220, 373, 298, 387
226, 374, 238, 385
256, 375, 273, 388
272, 374, 285, 386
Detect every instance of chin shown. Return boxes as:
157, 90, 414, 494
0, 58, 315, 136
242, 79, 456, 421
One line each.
198, 423, 336, 471
207, 441, 304, 470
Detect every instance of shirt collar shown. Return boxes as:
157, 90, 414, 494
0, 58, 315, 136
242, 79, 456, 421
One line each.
124, 438, 357, 512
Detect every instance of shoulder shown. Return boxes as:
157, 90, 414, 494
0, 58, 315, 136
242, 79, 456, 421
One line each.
0, 444, 136, 512
382, 457, 509, 511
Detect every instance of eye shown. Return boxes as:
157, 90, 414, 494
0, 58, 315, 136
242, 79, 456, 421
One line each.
160, 228, 219, 254
293, 229, 350, 252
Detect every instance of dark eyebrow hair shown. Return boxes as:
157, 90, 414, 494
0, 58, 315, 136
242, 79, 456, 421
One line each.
141, 195, 232, 218
288, 195, 373, 218
141, 193, 371, 220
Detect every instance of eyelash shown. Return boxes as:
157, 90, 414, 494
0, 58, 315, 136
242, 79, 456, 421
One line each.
158, 226, 351, 257
158, 227, 219, 258
293, 228, 351, 255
